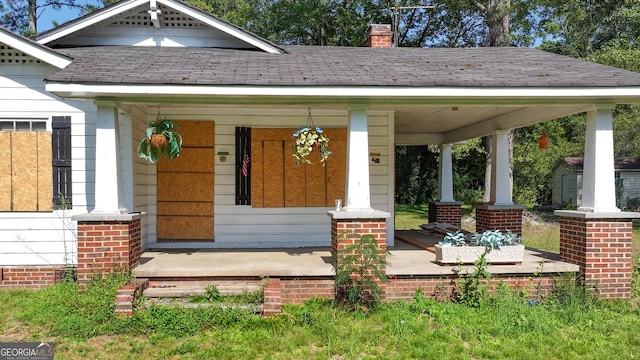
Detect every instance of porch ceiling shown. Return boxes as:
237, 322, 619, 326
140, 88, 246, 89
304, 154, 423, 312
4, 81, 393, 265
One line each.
380, 103, 591, 145
111, 100, 593, 145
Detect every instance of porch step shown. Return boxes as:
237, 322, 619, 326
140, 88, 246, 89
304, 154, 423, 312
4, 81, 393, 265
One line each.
143, 282, 262, 298
140, 279, 265, 313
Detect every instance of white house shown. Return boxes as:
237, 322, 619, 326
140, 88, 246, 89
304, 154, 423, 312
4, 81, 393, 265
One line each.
2, 0, 640, 295
552, 157, 640, 209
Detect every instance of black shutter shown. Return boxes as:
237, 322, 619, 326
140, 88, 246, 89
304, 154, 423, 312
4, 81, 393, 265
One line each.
52, 116, 72, 208
236, 127, 251, 205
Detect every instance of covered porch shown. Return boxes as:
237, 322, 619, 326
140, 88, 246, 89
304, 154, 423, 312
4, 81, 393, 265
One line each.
131, 235, 579, 306
59, 46, 640, 301
133, 237, 578, 279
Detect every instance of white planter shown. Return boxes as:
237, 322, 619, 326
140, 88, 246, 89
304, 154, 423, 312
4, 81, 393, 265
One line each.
435, 244, 525, 265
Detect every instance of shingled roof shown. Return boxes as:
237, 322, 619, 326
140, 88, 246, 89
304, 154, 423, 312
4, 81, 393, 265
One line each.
562, 157, 640, 171
46, 45, 640, 87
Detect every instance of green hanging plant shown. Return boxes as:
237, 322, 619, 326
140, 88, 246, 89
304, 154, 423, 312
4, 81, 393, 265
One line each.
136, 118, 183, 163
292, 126, 331, 165
292, 108, 332, 166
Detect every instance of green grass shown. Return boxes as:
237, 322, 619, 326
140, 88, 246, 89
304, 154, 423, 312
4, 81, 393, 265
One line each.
394, 204, 429, 230
2, 278, 640, 359
394, 204, 475, 231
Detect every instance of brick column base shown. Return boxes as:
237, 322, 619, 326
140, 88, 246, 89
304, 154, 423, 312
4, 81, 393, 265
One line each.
328, 210, 391, 301
428, 202, 463, 228
474, 204, 524, 235
263, 278, 282, 317
558, 212, 635, 299
73, 213, 143, 286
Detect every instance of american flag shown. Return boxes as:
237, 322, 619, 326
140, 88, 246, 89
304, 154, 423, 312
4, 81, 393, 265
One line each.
241, 153, 250, 177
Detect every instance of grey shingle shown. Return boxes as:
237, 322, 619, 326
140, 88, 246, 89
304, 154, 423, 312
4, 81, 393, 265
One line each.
47, 46, 640, 87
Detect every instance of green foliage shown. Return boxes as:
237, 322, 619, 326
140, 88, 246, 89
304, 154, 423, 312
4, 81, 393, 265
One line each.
395, 142, 486, 205
18, 271, 132, 339
133, 303, 256, 337
512, 116, 585, 206
189, 284, 222, 303
454, 253, 491, 308
439, 230, 521, 250
4, 274, 640, 358
333, 233, 389, 311
292, 126, 331, 165
440, 230, 468, 247
633, 259, 640, 297
538, 1, 640, 58
0, 0, 92, 35
189, 285, 263, 304
471, 230, 521, 250
136, 118, 183, 163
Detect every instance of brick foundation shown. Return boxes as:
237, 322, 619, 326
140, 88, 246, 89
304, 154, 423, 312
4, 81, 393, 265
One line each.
428, 202, 463, 228
559, 214, 634, 299
474, 205, 524, 235
260, 273, 561, 316
386, 275, 557, 302
0, 267, 58, 289
281, 278, 334, 305
74, 213, 143, 286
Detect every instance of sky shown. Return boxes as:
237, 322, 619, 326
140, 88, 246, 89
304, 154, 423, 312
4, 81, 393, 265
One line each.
37, 1, 99, 32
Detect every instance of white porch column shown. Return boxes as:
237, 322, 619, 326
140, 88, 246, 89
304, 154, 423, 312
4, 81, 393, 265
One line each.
490, 130, 513, 205
345, 107, 372, 211
92, 101, 127, 214
118, 109, 134, 212
438, 143, 455, 202
579, 106, 620, 212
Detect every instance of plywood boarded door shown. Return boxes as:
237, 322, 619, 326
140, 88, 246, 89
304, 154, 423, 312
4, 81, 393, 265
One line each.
157, 121, 215, 241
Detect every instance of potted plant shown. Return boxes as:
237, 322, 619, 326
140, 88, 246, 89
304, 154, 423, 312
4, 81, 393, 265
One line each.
292, 126, 331, 165
137, 118, 183, 163
435, 229, 525, 264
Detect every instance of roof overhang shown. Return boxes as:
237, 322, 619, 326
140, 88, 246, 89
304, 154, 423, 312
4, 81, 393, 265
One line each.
45, 83, 640, 144
44, 83, 640, 103
0, 28, 71, 68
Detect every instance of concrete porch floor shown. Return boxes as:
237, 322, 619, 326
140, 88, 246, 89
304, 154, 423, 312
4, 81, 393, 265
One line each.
133, 236, 579, 279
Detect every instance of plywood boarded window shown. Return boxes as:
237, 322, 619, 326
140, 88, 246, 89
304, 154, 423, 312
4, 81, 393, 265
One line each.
0, 125, 52, 211
251, 128, 346, 208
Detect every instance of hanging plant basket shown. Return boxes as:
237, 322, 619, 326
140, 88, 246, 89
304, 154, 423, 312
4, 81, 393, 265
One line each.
292, 108, 332, 166
137, 118, 183, 163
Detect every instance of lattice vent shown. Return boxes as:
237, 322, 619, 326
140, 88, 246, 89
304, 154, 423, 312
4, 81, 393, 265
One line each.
0, 44, 41, 64
112, 6, 207, 28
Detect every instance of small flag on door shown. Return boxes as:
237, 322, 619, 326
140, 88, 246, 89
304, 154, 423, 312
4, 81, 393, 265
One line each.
241, 153, 250, 177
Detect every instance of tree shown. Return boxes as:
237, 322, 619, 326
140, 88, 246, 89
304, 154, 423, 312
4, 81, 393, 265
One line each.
0, 0, 93, 35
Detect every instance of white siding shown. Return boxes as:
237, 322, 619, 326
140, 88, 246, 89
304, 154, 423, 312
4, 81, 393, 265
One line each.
140, 107, 393, 249
0, 56, 96, 266
618, 172, 640, 201
1, 57, 395, 258
131, 105, 155, 251
552, 165, 580, 207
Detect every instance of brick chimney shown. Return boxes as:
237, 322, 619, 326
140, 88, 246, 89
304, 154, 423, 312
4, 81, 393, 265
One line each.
365, 24, 392, 48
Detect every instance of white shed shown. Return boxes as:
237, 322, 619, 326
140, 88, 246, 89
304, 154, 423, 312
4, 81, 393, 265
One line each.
552, 157, 640, 209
